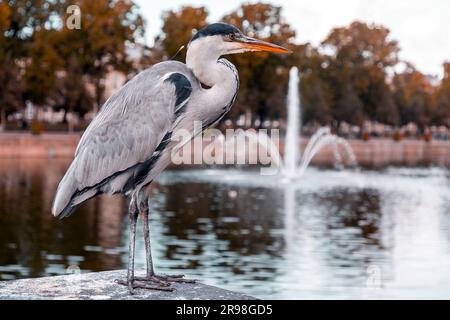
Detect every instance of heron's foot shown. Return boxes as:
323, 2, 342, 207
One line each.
114, 278, 174, 293
134, 274, 196, 285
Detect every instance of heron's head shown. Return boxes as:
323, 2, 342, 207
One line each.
187, 23, 290, 59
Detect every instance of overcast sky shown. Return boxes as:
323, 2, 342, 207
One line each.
135, 0, 449, 78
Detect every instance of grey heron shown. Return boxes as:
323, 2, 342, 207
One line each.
52, 23, 289, 293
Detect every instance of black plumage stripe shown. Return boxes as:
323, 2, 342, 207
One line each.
60, 130, 175, 216
191, 23, 241, 42
125, 131, 173, 191
164, 73, 192, 117
218, 59, 239, 111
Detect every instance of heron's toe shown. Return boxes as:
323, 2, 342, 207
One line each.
114, 278, 174, 292
153, 274, 196, 284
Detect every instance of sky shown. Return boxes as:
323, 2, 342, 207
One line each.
135, 0, 450, 78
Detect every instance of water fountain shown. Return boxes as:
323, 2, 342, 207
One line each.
151, 69, 450, 300
227, 66, 356, 178
284, 67, 301, 177
282, 66, 357, 178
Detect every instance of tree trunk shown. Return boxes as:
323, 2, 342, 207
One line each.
245, 109, 252, 128
0, 106, 5, 132
68, 107, 74, 133
62, 108, 68, 124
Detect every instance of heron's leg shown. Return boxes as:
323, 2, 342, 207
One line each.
133, 196, 195, 285
116, 194, 175, 292
115, 194, 139, 294
141, 198, 154, 277
127, 200, 139, 293
116, 195, 178, 292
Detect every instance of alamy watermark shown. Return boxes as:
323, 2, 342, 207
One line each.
66, 5, 81, 30
169, 121, 282, 175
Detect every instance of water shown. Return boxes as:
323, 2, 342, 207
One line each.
284, 66, 301, 176
298, 127, 357, 176
1, 157, 450, 299
190, 67, 356, 178
252, 67, 357, 178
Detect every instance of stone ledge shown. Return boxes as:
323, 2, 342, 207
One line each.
0, 270, 256, 300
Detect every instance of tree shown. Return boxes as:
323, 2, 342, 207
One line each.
392, 66, 432, 128
334, 83, 364, 126
432, 63, 450, 126
321, 21, 400, 125
222, 2, 297, 123
24, 25, 94, 125
152, 3, 299, 124
51, 55, 95, 128
53, 0, 145, 112
156, 6, 208, 61
0, 60, 22, 130
23, 28, 62, 107
300, 46, 333, 125
371, 81, 399, 125
301, 74, 332, 125
0, 0, 55, 129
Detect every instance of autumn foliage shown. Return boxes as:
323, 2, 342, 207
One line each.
0, 1, 449, 132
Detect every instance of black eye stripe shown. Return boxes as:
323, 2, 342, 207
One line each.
191, 23, 242, 42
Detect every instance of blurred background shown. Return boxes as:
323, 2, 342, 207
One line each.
1, 0, 450, 299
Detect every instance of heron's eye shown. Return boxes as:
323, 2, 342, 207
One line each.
229, 33, 235, 40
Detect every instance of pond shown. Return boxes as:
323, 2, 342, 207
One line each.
1, 158, 450, 299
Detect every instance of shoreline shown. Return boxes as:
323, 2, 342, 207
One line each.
0, 270, 256, 300
1, 132, 449, 168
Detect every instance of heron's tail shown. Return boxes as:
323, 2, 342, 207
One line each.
52, 162, 102, 219
52, 163, 80, 219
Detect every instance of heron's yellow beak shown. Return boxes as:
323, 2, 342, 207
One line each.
235, 35, 291, 54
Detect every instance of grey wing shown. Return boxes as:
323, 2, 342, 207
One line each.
52, 62, 194, 218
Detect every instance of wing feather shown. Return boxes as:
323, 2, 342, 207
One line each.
52, 62, 195, 217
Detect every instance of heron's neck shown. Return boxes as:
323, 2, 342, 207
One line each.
186, 48, 237, 90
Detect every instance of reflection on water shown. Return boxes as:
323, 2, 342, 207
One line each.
1, 158, 450, 299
